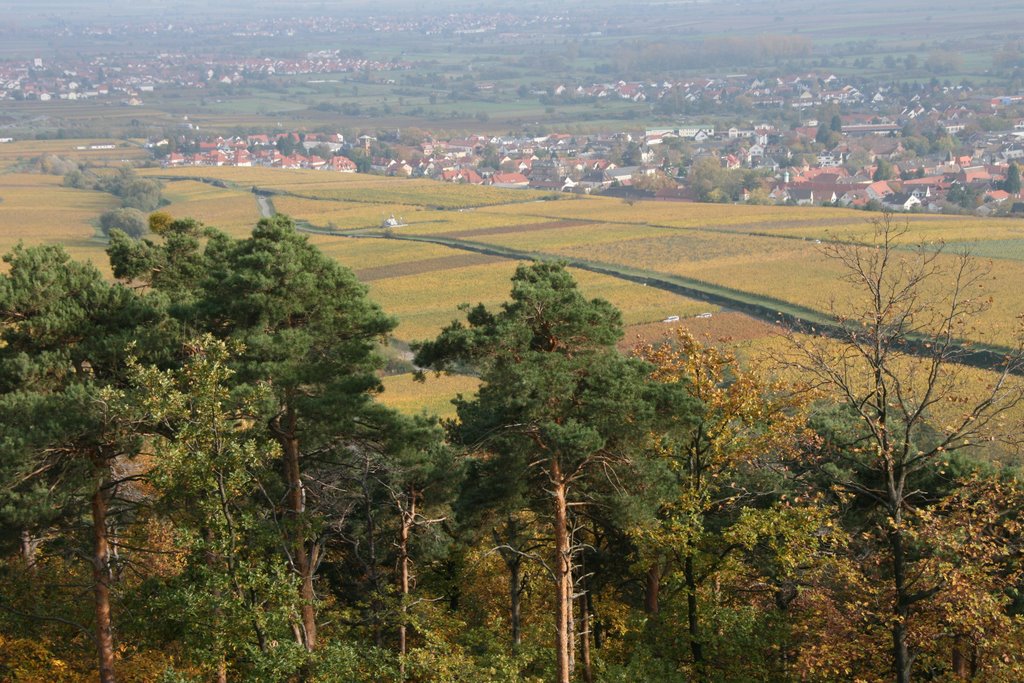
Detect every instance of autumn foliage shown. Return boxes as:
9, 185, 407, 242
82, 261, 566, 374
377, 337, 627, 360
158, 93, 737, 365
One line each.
1, 214, 1024, 682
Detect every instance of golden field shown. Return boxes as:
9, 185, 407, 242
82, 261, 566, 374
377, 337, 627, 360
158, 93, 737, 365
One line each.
378, 372, 482, 420
0, 173, 117, 272
0, 139, 150, 171
313, 235, 709, 342
745, 331, 1024, 466
141, 166, 364, 188
143, 167, 555, 208
271, 196, 426, 230
6, 162, 1024, 416
159, 180, 263, 238
9, 163, 1024, 347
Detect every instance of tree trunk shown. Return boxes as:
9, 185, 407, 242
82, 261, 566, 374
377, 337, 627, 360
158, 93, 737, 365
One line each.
509, 555, 523, 648
20, 529, 39, 571
494, 520, 525, 648
552, 461, 572, 683
281, 426, 317, 651
645, 563, 660, 615
890, 527, 912, 683
593, 599, 604, 650
362, 457, 384, 648
250, 588, 268, 652
203, 528, 229, 683
566, 552, 575, 678
579, 570, 593, 683
91, 480, 116, 683
685, 552, 704, 678
398, 490, 416, 677
952, 635, 970, 679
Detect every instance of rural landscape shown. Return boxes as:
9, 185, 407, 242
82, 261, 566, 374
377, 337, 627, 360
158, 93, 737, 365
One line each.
3, 1, 1024, 682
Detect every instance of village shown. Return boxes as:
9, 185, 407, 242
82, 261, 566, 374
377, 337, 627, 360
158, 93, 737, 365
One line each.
0, 53, 413, 106
149, 105, 1024, 215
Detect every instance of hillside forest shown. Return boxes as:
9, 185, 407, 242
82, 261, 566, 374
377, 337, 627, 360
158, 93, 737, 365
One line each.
3, 213, 1024, 683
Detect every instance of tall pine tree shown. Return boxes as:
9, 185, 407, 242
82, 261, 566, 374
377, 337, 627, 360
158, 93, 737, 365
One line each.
0, 244, 164, 682
415, 261, 655, 683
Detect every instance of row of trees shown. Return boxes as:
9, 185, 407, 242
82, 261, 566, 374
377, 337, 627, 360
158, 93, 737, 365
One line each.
2, 214, 1024, 681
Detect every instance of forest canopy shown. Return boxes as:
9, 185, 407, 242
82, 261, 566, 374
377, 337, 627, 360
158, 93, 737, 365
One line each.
1, 214, 1023, 683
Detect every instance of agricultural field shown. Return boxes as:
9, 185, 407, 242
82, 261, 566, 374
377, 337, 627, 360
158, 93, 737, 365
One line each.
5, 163, 1024, 389
624, 312, 781, 354
280, 180, 557, 209
159, 180, 262, 237
0, 139, 150, 171
378, 372, 481, 420
142, 166, 364, 189
420, 221, 670, 253
477, 196, 864, 230
943, 238, 1024, 261
738, 213, 1024, 246
0, 172, 116, 271
144, 167, 558, 209
749, 331, 1024, 467
380, 211, 568, 237
311, 233, 715, 336
306, 232, 712, 343
271, 196, 426, 231
476, 198, 1024, 248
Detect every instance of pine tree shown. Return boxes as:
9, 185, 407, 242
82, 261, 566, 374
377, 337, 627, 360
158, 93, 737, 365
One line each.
111, 213, 398, 651
415, 261, 655, 683
0, 244, 164, 682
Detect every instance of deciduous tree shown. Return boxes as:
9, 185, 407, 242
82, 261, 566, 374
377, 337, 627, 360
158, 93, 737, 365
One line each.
784, 214, 1024, 682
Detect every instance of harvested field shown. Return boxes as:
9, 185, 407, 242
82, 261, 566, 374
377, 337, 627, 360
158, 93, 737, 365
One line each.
353, 253, 506, 281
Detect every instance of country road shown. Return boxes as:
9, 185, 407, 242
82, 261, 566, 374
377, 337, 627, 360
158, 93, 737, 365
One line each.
255, 193, 274, 218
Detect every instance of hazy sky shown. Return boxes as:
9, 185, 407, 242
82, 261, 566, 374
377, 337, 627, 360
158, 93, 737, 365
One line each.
1, 0, 1021, 61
